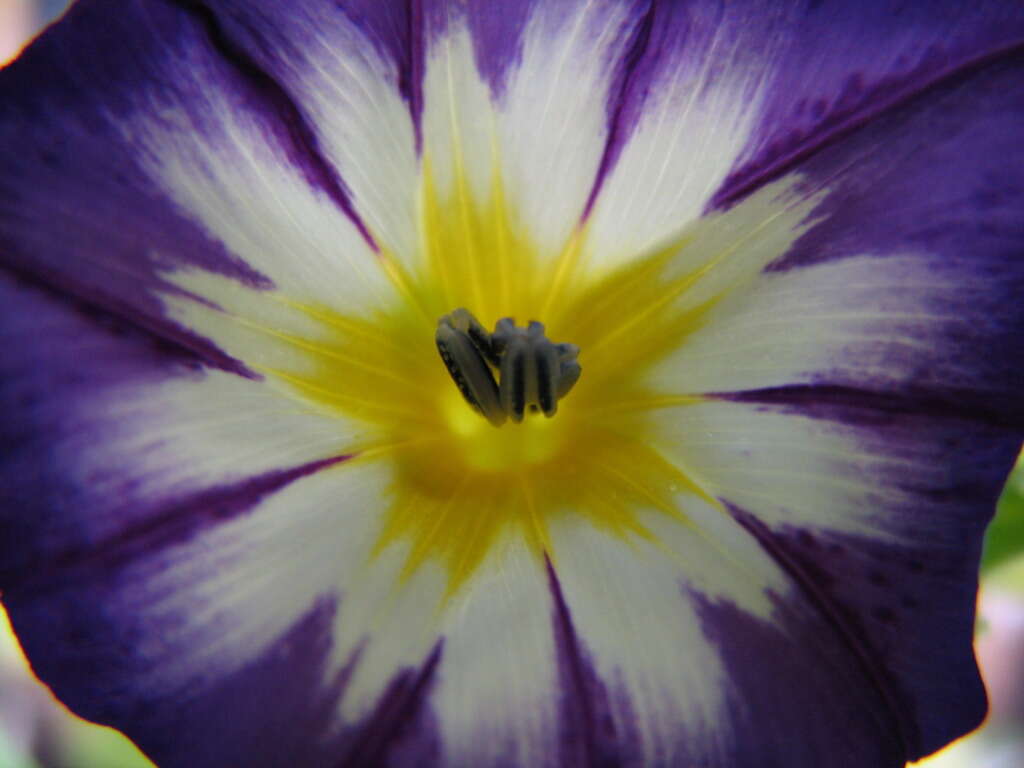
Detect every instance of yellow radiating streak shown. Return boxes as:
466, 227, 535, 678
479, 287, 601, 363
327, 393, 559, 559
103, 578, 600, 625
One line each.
379, 251, 435, 324
421, 157, 456, 309
595, 459, 690, 522
263, 367, 436, 425
274, 296, 425, 364
489, 127, 514, 313
447, 18, 484, 313
588, 452, 772, 587
521, 472, 554, 557
355, 433, 449, 462
539, 225, 586, 319
445, 483, 500, 595
557, 242, 679, 330
592, 192, 806, 354
591, 394, 704, 415
585, 261, 719, 357
400, 475, 469, 581
225, 313, 414, 387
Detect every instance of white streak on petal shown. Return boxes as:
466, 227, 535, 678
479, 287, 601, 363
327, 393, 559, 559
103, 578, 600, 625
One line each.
269, 10, 420, 265
121, 50, 393, 316
496, 1, 642, 259
115, 459, 387, 695
432, 538, 560, 766
545, 503, 788, 762
421, 21, 498, 210
420, 3, 644, 260
586, 23, 768, 271
328, 535, 448, 722
585, 176, 821, 324
658, 251, 978, 394
70, 370, 353, 543
659, 400, 906, 541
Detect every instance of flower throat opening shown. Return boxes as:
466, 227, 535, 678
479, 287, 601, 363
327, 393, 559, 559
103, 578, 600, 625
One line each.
435, 308, 581, 427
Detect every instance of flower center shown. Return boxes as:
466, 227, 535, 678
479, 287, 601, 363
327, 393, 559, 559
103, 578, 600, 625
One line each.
265, 156, 727, 595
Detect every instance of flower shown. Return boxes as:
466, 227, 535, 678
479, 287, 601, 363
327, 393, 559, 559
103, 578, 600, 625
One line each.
2, 1, 1023, 766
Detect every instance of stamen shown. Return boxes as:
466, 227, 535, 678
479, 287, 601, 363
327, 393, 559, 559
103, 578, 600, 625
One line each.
436, 310, 505, 426
555, 344, 582, 399
501, 341, 528, 422
435, 308, 581, 426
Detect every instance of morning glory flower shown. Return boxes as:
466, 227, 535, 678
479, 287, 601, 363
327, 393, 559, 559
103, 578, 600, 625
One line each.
2, 1, 1023, 766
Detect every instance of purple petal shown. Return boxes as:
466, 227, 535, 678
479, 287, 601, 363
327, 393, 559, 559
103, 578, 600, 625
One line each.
0, 0, 393, 367
2, 2, 1023, 767
726, 504, 987, 759
416, 0, 651, 261
0, 271, 450, 768
543, 513, 913, 767
585, 0, 1024, 268
656, 395, 1019, 760
0, 274, 451, 767
0, 268, 356, 573
546, 558, 640, 767
7, 591, 443, 768
198, 1, 418, 114
712, 0, 1024, 207
579, 33, 1023, 759
691, 589, 906, 766
174, 0, 425, 262
657, 48, 1024, 418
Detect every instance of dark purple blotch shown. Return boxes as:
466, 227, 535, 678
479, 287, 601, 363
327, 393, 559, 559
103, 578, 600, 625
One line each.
712, 0, 1024, 209
725, 502, 992, 761
692, 588, 906, 767
546, 557, 640, 768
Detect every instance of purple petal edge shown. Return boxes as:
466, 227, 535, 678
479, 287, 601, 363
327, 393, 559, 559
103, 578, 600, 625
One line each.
727, 501, 992, 760
2, 0, 391, 373
710, 384, 1019, 757
546, 556, 640, 768
726, 505, 917, 755
691, 587, 905, 767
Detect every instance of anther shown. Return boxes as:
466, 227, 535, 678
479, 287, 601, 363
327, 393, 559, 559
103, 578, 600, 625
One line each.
436, 310, 505, 426
436, 309, 581, 426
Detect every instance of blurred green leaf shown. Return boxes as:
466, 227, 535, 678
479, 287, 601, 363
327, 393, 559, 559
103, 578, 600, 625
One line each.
981, 455, 1024, 574
53, 719, 155, 768
0, 729, 38, 768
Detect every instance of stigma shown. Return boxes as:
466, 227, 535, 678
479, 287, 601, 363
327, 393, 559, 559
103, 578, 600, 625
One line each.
435, 308, 581, 427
